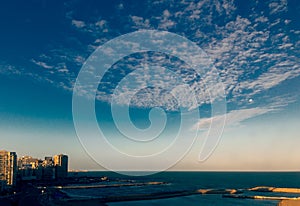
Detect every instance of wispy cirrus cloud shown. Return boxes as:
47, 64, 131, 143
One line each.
1, 0, 298, 120
31, 59, 53, 69
62, 1, 298, 111
193, 91, 298, 131
194, 107, 273, 131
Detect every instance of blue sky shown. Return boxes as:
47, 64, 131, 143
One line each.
0, 0, 299, 171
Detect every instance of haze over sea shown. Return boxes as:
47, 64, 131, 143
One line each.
65, 171, 300, 205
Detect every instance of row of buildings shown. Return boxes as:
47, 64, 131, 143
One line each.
0, 150, 68, 192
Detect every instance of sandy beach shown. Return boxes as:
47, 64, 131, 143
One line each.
278, 200, 300, 206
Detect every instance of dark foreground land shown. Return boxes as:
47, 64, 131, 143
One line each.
1, 176, 300, 206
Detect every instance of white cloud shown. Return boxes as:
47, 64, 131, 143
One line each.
269, 0, 288, 14
234, 60, 300, 96
31, 59, 53, 69
71, 20, 86, 28
194, 107, 273, 131
70, 4, 299, 113
130, 16, 152, 29
5, 0, 296, 117
0, 63, 22, 76
193, 91, 298, 131
255, 16, 269, 23
95, 20, 106, 28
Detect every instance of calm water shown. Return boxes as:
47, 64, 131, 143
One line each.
67, 171, 300, 205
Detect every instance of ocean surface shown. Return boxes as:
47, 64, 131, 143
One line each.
65, 171, 300, 205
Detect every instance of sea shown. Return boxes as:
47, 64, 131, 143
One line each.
65, 171, 300, 205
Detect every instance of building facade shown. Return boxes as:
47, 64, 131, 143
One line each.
0, 150, 17, 186
0, 180, 6, 192
53, 154, 68, 179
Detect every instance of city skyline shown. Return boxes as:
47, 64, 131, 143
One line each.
0, 0, 300, 171
0, 149, 68, 189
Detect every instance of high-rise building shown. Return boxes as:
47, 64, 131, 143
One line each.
39, 157, 55, 180
53, 154, 68, 179
0, 150, 17, 186
0, 180, 6, 192
18, 156, 39, 169
43, 157, 54, 167
18, 156, 41, 181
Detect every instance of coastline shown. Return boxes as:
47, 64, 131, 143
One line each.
3, 171, 300, 205
54, 186, 300, 205
54, 189, 238, 205
278, 200, 300, 206
49, 172, 300, 206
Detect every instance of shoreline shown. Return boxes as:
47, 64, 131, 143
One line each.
54, 188, 240, 205
53, 181, 165, 189
54, 186, 300, 205
278, 200, 300, 206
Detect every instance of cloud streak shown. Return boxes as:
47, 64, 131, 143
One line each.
194, 107, 273, 131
